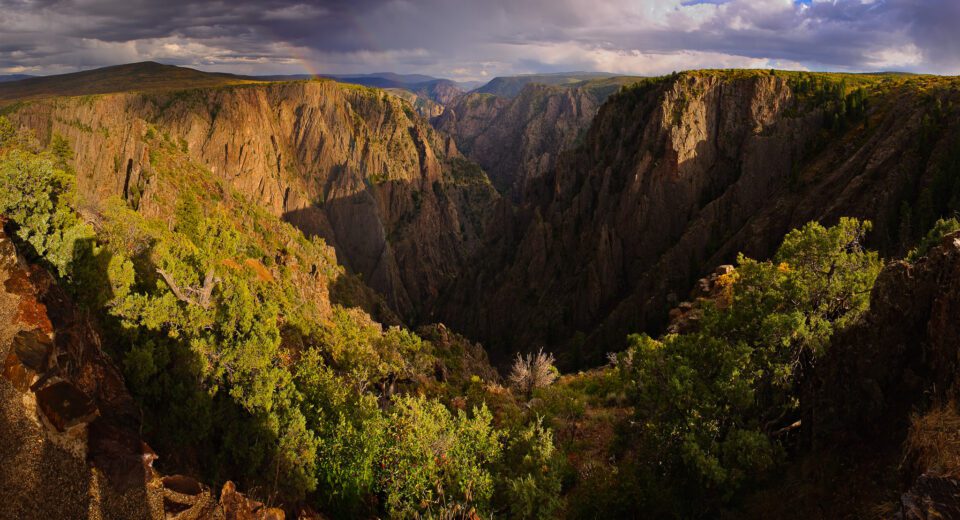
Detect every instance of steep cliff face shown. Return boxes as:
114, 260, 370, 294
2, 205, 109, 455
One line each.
437, 72, 960, 364
433, 81, 616, 196
415, 79, 464, 106
8, 80, 498, 320
385, 88, 445, 118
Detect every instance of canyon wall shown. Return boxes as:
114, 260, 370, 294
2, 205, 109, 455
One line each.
434, 83, 608, 196
437, 72, 960, 364
9, 80, 498, 321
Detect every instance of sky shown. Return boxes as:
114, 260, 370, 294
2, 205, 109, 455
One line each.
1, 0, 958, 81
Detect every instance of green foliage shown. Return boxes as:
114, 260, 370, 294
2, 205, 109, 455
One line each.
0, 129, 565, 516
295, 347, 387, 514
50, 134, 73, 170
0, 116, 15, 146
173, 192, 204, 242
380, 396, 503, 517
907, 218, 960, 262
619, 218, 882, 514
0, 147, 93, 277
495, 418, 564, 519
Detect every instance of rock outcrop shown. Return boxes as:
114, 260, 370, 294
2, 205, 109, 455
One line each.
806, 231, 960, 445
785, 231, 960, 519
0, 220, 160, 517
8, 80, 498, 321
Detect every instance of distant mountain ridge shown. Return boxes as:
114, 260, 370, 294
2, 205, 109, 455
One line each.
0, 61, 257, 104
0, 62, 635, 108
472, 72, 619, 98
0, 62, 474, 108
0, 74, 33, 83
310, 74, 468, 105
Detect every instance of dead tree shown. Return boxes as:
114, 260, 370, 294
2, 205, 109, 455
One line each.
156, 268, 219, 309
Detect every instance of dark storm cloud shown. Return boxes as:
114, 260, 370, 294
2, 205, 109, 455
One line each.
0, 0, 957, 79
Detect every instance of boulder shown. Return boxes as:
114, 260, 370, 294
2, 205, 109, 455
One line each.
220, 481, 276, 520
35, 380, 98, 432
2, 328, 52, 391
160, 474, 218, 519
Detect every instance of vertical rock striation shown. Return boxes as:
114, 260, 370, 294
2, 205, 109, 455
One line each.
9, 80, 498, 321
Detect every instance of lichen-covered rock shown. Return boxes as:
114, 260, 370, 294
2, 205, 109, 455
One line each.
35, 381, 98, 432
2, 329, 52, 391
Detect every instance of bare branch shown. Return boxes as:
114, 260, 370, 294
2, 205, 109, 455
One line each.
156, 268, 219, 309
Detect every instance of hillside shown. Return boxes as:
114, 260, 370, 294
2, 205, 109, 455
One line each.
0, 62, 259, 105
0, 95, 541, 519
0, 74, 32, 83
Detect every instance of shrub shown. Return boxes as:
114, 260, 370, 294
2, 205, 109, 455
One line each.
379, 396, 503, 517
907, 217, 960, 262
0, 116, 15, 146
508, 348, 558, 396
0, 148, 93, 276
495, 418, 563, 519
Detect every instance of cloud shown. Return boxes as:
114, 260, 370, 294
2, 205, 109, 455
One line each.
0, 0, 956, 79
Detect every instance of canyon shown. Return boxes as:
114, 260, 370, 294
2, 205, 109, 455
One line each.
6, 65, 960, 368
2, 62, 960, 518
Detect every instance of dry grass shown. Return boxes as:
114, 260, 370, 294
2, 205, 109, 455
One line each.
905, 402, 960, 478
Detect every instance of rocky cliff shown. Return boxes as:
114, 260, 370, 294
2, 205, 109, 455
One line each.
433, 78, 635, 197
436, 71, 960, 364
7, 80, 498, 321
807, 230, 960, 447
433, 84, 597, 196
414, 79, 464, 107
753, 230, 960, 519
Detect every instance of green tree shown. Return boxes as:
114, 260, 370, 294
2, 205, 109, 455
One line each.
621, 218, 882, 512
0, 116, 14, 146
0, 148, 93, 276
